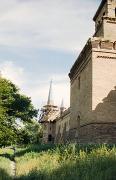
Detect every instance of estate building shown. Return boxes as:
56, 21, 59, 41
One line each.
40, 0, 116, 144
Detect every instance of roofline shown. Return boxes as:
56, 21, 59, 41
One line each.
43, 105, 58, 108
69, 38, 92, 80
93, 0, 106, 21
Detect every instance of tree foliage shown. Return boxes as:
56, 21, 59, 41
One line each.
0, 77, 38, 147
18, 120, 43, 145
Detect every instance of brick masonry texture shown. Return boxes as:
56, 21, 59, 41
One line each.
79, 123, 116, 144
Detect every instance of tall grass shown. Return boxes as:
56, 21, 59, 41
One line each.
15, 144, 116, 180
0, 144, 115, 180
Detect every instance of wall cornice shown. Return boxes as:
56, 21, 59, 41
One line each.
69, 38, 92, 80
93, 0, 106, 21
69, 38, 116, 80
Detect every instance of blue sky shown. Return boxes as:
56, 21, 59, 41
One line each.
0, 0, 101, 108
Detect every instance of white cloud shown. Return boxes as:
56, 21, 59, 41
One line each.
24, 73, 70, 108
0, 0, 101, 109
0, 61, 70, 108
0, 61, 25, 87
0, 0, 99, 52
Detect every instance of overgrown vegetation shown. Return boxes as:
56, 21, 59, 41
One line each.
0, 144, 116, 180
0, 148, 13, 180
0, 77, 39, 147
0, 78, 116, 180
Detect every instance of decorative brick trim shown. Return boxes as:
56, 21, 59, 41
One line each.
97, 55, 116, 59
104, 16, 116, 22
100, 41, 113, 50
107, 21, 116, 24
69, 39, 116, 80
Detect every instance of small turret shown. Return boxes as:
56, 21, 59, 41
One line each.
39, 80, 59, 123
39, 80, 59, 144
93, 0, 116, 40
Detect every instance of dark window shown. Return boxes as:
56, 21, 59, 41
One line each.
77, 115, 80, 128
103, 12, 105, 16
115, 8, 116, 17
48, 134, 52, 142
78, 77, 81, 89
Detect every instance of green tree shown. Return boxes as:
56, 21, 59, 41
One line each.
18, 120, 43, 145
0, 77, 38, 147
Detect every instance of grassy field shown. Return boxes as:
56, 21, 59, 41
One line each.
0, 144, 116, 180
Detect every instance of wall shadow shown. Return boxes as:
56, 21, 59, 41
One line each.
79, 86, 116, 143
93, 86, 116, 122
56, 86, 116, 144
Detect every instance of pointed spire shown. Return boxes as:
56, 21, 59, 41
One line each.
60, 99, 64, 109
60, 99, 65, 115
47, 80, 54, 105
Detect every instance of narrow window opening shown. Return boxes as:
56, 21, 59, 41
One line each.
103, 12, 105, 16
115, 8, 116, 17
98, 21, 100, 24
48, 134, 52, 142
78, 77, 81, 89
77, 115, 80, 128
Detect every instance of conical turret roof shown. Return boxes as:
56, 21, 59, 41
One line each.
47, 80, 54, 105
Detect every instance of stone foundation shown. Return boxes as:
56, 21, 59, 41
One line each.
55, 122, 116, 144
79, 122, 116, 144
